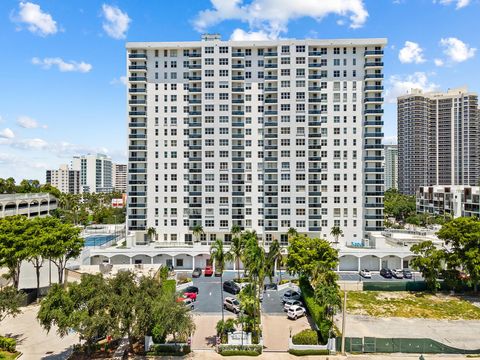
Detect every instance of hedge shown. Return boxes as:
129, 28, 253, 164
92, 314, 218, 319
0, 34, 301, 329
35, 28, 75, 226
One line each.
298, 277, 330, 343
147, 344, 191, 356
292, 329, 318, 345
288, 349, 330, 356
217, 344, 262, 356
0, 337, 16, 353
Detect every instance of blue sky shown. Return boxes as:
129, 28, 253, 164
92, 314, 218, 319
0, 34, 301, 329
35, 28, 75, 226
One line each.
0, 0, 478, 182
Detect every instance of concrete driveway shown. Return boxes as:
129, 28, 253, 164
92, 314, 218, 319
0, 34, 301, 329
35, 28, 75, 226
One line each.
192, 314, 236, 350
2, 304, 77, 360
262, 313, 311, 351
336, 314, 480, 350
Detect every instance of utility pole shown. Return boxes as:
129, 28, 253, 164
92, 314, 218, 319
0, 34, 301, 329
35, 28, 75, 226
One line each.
341, 290, 347, 355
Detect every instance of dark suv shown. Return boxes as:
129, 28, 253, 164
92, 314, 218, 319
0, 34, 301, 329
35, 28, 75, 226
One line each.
380, 268, 393, 278
223, 280, 240, 294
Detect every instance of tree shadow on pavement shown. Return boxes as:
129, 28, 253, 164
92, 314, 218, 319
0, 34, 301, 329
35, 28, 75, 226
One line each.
41, 347, 72, 360
4, 332, 25, 345
205, 335, 217, 347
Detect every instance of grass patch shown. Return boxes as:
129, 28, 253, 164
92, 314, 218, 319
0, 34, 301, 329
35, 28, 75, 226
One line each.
219, 350, 261, 356
288, 349, 330, 356
347, 291, 480, 319
0, 351, 19, 360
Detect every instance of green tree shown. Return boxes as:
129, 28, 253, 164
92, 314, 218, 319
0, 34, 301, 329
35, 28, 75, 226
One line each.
267, 239, 283, 284
287, 227, 298, 241
216, 318, 236, 343
226, 233, 245, 281
192, 225, 204, 243
286, 234, 339, 280
0, 286, 24, 323
210, 239, 226, 321
384, 188, 416, 221
437, 217, 480, 291
147, 227, 157, 244
410, 241, 444, 292
330, 226, 343, 244
0, 215, 29, 289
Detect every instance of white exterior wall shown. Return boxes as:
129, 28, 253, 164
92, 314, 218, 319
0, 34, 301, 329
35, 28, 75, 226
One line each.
127, 38, 386, 246
72, 154, 113, 193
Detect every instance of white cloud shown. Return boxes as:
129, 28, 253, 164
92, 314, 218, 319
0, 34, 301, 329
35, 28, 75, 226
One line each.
32, 57, 92, 73
434, 58, 444, 66
398, 41, 426, 64
230, 28, 272, 41
102, 4, 131, 39
0, 128, 15, 139
383, 135, 398, 145
110, 76, 127, 86
434, 0, 470, 9
14, 2, 58, 36
385, 72, 439, 103
16, 115, 47, 129
439, 37, 476, 63
11, 138, 49, 150
194, 0, 368, 39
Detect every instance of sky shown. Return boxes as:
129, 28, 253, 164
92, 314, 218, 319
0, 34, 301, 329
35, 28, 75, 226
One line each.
0, 0, 478, 182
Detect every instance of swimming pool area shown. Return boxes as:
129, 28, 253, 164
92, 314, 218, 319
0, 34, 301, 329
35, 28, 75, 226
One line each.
84, 234, 118, 247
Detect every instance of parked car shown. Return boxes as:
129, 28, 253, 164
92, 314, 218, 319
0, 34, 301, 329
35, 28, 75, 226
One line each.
391, 269, 404, 279
182, 297, 195, 310
380, 268, 393, 278
184, 286, 199, 294
204, 265, 213, 276
214, 268, 222, 277
287, 305, 306, 320
192, 267, 202, 278
265, 283, 278, 291
282, 290, 301, 303
223, 297, 241, 313
402, 269, 413, 279
183, 292, 197, 301
223, 280, 241, 295
283, 299, 303, 312
359, 269, 372, 278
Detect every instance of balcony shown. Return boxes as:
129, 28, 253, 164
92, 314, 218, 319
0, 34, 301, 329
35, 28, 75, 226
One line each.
232, 87, 244, 92
129, 122, 146, 128
264, 168, 278, 173
129, 192, 146, 196
129, 88, 146, 93
128, 134, 146, 139
308, 51, 322, 56
232, 64, 245, 69
189, 99, 202, 104
232, 99, 244, 104
232, 76, 245, 81
232, 145, 245, 150
364, 156, 384, 161
364, 74, 384, 79
129, 145, 146, 150
264, 121, 277, 126
129, 168, 147, 173
129, 77, 146, 82
232, 168, 245, 173
189, 53, 201, 57
308, 75, 322, 79
308, 121, 322, 126
232, 133, 245, 139
232, 111, 245, 116
265, 75, 278, 80
365, 168, 384, 173
129, 53, 147, 59
189, 145, 202, 150
232, 122, 244, 127
308, 98, 321, 103
129, 100, 146, 105
189, 64, 202, 69
129, 111, 146, 116
308, 110, 322, 114
129, 65, 147, 70
232, 52, 245, 57
189, 88, 201, 93
364, 50, 384, 56
308, 63, 322, 68
364, 144, 384, 149
364, 203, 383, 208
365, 180, 384, 185
364, 109, 384, 114
264, 133, 278, 138
264, 52, 278, 57
364, 121, 384, 126
365, 191, 384, 196
364, 62, 384, 67
364, 85, 384, 91
264, 99, 278, 104
264, 110, 278, 115
189, 111, 202, 116
364, 132, 384, 137
129, 157, 146, 162
189, 76, 202, 81
265, 64, 278, 68
232, 157, 245, 162
265, 157, 278, 161
264, 87, 278, 92
308, 86, 322, 91
364, 97, 384, 103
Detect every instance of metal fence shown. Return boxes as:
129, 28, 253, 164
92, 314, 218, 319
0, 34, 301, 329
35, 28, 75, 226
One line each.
337, 337, 480, 354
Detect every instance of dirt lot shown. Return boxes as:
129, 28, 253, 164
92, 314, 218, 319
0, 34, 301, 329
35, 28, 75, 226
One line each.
262, 313, 311, 351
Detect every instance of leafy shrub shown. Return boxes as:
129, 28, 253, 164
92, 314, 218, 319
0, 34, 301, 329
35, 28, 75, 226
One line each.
218, 344, 262, 356
299, 277, 329, 344
288, 349, 330, 356
0, 337, 16, 352
292, 329, 318, 345
148, 344, 191, 356
163, 279, 176, 294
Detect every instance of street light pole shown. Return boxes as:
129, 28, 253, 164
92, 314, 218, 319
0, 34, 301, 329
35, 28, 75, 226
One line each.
341, 290, 347, 355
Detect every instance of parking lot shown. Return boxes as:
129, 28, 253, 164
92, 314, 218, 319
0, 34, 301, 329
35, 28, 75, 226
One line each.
338, 271, 423, 282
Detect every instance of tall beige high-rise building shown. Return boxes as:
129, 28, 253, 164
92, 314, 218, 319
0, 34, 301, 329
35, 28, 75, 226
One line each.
112, 163, 127, 193
46, 164, 80, 194
398, 87, 479, 195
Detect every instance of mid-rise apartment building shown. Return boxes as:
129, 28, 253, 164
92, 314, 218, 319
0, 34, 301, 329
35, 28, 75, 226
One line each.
126, 36, 386, 246
46, 164, 80, 194
417, 185, 480, 218
384, 145, 398, 191
72, 153, 113, 193
398, 88, 479, 195
112, 164, 127, 193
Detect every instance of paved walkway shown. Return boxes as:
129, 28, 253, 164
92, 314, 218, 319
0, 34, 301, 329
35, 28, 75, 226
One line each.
262, 313, 311, 351
192, 314, 235, 350
335, 314, 480, 350
2, 304, 77, 360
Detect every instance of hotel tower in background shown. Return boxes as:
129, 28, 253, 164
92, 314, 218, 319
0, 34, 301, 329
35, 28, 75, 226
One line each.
126, 36, 386, 246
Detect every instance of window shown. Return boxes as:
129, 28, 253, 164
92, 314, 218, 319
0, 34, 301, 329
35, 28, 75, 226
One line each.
296, 45, 305, 52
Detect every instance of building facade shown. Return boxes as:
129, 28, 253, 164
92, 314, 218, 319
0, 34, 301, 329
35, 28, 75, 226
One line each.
384, 145, 398, 191
0, 193, 58, 219
72, 154, 113, 193
112, 164, 127, 193
127, 37, 386, 246
417, 185, 480, 218
46, 164, 80, 194
398, 88, 479, 195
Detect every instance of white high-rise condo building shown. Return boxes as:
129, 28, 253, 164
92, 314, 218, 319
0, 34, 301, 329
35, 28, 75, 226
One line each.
398, 87, 479, 195
112, 164, 127, 193
46, 164, 80, 194
384, 145, 398, 191
72, 153, 113, 193
127, 37, 386, 246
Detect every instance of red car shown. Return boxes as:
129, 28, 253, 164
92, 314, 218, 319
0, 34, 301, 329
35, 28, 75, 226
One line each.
204, 265, 214, 276
183, 292, 197, 301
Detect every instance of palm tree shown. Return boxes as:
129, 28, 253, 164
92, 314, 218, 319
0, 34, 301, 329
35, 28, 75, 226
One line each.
267, 239, 283, 284
287, 227, 298, 242
330, 226, 343, 244
210, 239, 226, 321
147, 227, 157, 244
230, 224, 241, 242
226, 234, 245, 281
192, 225, 204, 243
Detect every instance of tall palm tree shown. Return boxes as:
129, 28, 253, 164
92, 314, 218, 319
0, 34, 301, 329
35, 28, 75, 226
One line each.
230, 224, 241, 242
210, 239, 226, 321
287, 227, 298, 242
192, 224, 204, 243
226, 233, 245, 281
147, 227, 157, 244
330, 226, 343, 244
267, 239, 283, 283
